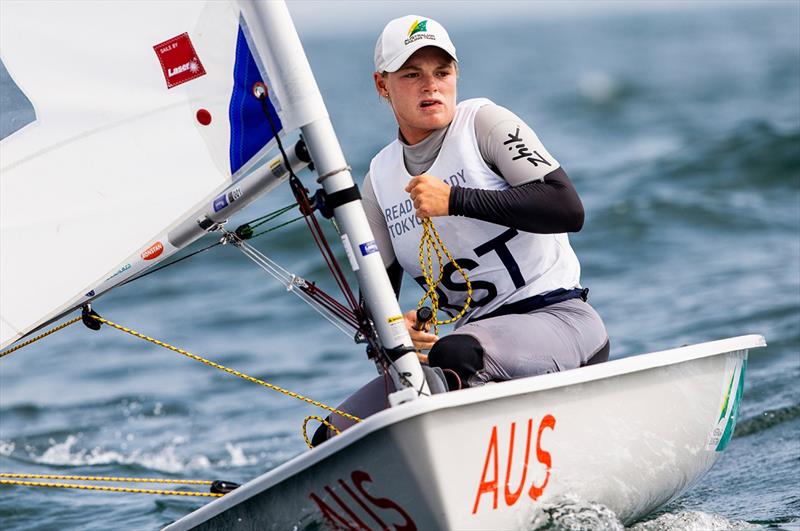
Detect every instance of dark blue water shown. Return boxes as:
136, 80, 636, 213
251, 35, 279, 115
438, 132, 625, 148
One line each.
1, 4, 798, 530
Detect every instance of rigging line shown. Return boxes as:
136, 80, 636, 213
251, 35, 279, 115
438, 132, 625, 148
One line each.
255, 88, 361, 322
255, 85, 297, 182
252, 86, 362, 319
299, 291, 359, 331
0, 473, 212, 485
234, 240, 357, 335
90, 314, 362, 424
0, 479, 222, 497
284, 172, 360, 316
123, 239, 222, 285
251, 265, 354, 336
234, 237, 358, 329
247, 203, 298, 229
0, 316, 82, 358
251, 215, 305, 238
299, 285, 358, 326
124, 210, 304, 286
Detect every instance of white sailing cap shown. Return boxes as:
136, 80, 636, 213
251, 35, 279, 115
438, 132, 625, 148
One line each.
374, 15, 458, 73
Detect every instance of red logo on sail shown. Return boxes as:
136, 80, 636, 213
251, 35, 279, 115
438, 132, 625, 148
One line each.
141, 241, 164, 261
153, 33, 206, 89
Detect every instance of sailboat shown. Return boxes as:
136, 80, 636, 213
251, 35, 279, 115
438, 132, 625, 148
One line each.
0, 1, 765, 529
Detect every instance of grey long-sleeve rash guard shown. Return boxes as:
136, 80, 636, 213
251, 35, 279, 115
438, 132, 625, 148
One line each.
361, 103, 584, 275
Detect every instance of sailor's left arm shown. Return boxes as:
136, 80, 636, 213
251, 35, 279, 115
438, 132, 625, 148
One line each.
449, 104, 585, 233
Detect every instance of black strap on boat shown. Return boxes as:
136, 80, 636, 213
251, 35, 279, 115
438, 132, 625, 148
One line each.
312, 185, 361, 219
383, 345, 416, 363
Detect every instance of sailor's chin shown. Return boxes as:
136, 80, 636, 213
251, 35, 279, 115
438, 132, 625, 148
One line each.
414, 111, 450, 129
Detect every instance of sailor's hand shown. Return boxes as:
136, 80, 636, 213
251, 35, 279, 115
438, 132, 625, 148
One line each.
405, 174, 450, 218
404, 309, 438, 352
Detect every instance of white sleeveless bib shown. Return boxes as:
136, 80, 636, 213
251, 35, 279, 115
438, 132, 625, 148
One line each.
370, 98, 581, 321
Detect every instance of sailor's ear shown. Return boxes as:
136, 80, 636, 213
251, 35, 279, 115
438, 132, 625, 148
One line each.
373, 71, 389, 99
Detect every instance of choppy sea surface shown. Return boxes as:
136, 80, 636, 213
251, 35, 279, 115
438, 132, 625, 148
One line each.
1, 3, 798, 530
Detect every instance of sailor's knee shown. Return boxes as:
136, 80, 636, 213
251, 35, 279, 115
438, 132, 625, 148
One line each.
585, 338, 610, 366
428, 334, 484, 389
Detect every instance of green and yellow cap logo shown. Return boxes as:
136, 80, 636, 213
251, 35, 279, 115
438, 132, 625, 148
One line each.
407, 19, 428, 37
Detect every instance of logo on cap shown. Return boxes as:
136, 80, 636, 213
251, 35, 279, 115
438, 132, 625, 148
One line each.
404, 19, 436, 46
407, 19, 428, 37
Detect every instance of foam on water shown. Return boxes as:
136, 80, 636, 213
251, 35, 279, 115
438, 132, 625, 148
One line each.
529, 496, 624, 530
27, 435, 209, 473
0, 440, 15, 456
21, 434, 266, 474
630, 511, 757, 530
527, 496, 759, 531
18, 435, 265, 474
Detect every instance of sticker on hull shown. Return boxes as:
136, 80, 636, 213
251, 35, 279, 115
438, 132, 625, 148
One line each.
706, 357, 747, 451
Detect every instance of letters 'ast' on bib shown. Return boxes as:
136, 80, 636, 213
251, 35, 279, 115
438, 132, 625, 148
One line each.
369, 98, 581, 322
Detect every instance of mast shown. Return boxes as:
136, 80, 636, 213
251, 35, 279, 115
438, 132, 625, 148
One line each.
240, 0, 429, 397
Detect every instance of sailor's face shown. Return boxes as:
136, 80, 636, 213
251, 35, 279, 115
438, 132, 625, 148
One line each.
375, 47, 457, 145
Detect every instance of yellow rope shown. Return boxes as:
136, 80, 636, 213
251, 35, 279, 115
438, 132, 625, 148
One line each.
0, 479, 221, 497
418, 218, 472, 335
0, 473, 212, 485
302, 415, 342, 449
0, 316, 82, 358
91, 315, 362, 425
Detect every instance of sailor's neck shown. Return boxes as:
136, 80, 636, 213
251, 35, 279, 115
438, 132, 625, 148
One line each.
399, 126, 449, 176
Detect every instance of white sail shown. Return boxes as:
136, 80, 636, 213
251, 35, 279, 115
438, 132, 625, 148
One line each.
0, 1, 321, 348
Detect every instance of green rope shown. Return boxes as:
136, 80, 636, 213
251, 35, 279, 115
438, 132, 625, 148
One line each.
247, 203, 297, 230
251, 215, 305, 238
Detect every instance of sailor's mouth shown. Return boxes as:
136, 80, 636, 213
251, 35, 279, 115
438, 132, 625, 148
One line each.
419, 99, 443, 109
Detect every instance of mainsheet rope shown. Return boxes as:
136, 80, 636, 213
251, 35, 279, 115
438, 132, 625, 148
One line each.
0, 316, 82, 358
0, 479, 222, 498
88, 314, 362, 426
417, 218, 472, 335
0, 473, 225, 497
0, 311, 361, 451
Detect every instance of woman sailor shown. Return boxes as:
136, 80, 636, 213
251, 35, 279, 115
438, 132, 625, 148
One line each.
366, 15, 610, 387
313, 15, 609, 444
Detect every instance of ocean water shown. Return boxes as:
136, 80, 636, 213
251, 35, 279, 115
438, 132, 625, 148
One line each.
1, 3, 798, 530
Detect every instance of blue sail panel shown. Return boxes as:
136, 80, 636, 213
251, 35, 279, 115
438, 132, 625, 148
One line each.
229, 25, 282, 176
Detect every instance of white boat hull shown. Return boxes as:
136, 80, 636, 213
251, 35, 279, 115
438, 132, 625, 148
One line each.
165, 335, 765, 530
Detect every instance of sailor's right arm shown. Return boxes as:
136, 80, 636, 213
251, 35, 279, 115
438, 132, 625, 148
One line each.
362, 172, 402, 295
